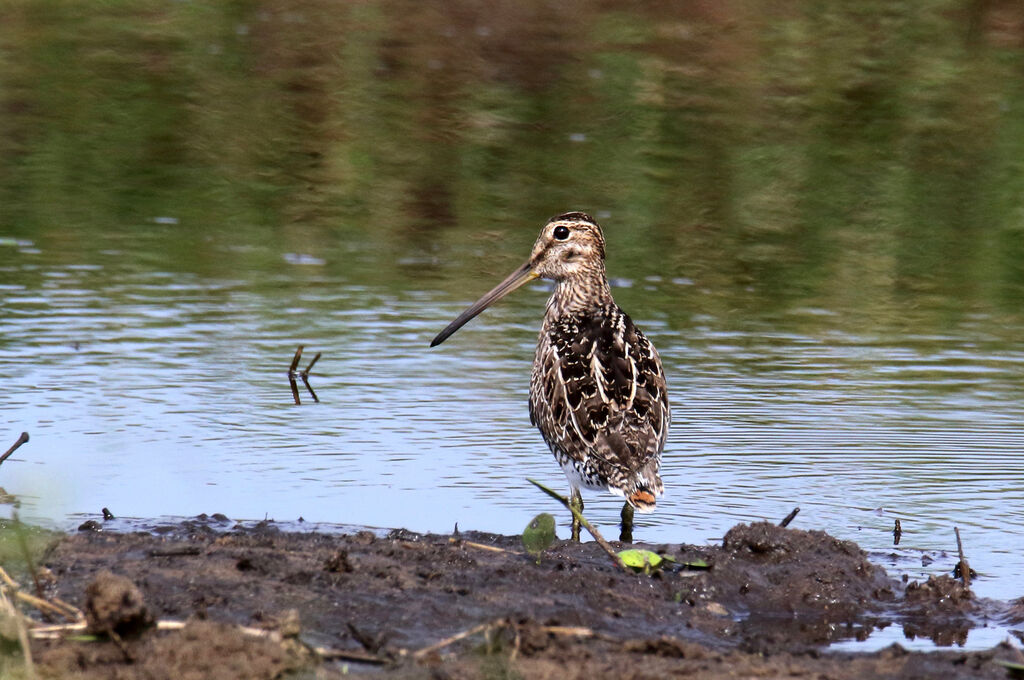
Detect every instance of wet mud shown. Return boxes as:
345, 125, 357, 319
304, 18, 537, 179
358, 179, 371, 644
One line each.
14, 518, 1024, 678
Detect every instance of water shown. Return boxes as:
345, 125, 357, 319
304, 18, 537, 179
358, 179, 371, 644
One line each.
2, 0, 1024, 650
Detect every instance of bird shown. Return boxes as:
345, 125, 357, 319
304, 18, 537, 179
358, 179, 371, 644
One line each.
430, 212, 670, 542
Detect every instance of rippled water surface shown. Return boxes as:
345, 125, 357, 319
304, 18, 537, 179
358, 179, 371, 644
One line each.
2, 0, 1024, 648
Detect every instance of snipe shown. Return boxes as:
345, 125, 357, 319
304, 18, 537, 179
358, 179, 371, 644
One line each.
431, 212, 670, 542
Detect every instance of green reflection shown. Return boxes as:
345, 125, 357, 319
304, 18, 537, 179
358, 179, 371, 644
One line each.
1, 0, 1023, 332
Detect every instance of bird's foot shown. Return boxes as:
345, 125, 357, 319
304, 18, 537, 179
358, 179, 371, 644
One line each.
619, 503, 634, 543
569, 491, 584, 542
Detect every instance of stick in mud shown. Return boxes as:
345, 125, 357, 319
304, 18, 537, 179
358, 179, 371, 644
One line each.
288, 345, 304, 375
288, 346, 303, 404
954, 526, 971, 589
300, 375, 320, 403
527, 479, 628, 572
0, 431, 30, 466
301, 352, 321, 376
412, 618, 507, 659
893, 519, 902, 546
778, 507, 800, 528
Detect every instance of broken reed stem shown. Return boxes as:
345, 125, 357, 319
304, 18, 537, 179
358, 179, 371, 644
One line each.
527, 479, 627, 572
300, 375, 320, 403
954, 526, 971, 589
448, 538, 513, 554
302, 352, 321, 376
0, 431, 30, 466
0, 565, 84, 623
288, 346, 304, 375
412, 618, 505, 659
411, 617, 594, 660
778, 507, 800, 528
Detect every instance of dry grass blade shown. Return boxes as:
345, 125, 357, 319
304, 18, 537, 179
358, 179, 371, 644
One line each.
447, 537, 514, 554
0, 565, 84, 623
1, 588, 38, 679
28, 622, 88, 639
539, 625, 593, 638
412, 618, 509, 659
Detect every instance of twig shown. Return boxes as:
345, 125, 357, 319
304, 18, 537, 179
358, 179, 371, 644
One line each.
527, 479, 627, 572
0, 565, 75, 621
14, 588, 82, 622
954, 526, 971, 589
893, 519, 902, 546
301, 352, 321, 376
314, 645, 388, 664
778, 507, 800, 528
448, 538, 514, 554
300, 375, 320, 403
539, 625, 593, 638
106, 627, 134, 663
288, 346, 304, 375
412, 618, 508, 659
0, 431, 29, 466
148, 546, 202, 557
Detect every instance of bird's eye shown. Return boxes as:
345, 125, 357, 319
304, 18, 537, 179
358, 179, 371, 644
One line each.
553, 225, 570, 240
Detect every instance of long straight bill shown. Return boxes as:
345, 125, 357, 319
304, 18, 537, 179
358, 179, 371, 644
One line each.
430, 261, 539, 347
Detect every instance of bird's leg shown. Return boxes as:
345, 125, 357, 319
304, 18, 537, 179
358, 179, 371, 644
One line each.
619, 502, 634, 543
569, 488, 584, 542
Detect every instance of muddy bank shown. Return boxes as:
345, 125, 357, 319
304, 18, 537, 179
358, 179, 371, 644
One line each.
10, 518, 1024, 678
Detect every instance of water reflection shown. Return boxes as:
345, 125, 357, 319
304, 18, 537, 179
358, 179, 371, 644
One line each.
1, 1, 1024, 645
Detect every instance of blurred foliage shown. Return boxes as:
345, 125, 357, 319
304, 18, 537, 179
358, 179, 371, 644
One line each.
0, 518, 61, 582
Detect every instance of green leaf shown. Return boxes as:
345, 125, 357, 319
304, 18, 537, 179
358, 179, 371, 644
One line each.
617, 549, 675, 572
995, 659, 1024, 676
522, 513, 557, 556
682, 558, 710, 570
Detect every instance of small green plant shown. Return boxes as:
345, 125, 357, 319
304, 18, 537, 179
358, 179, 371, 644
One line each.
521, 513, 556, 561
617, 549, 676, 574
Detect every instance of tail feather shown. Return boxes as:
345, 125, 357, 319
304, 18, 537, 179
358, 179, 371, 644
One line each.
626, 489, 657, 513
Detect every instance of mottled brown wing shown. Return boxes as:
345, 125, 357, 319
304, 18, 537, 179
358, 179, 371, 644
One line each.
529, 306, 669, 488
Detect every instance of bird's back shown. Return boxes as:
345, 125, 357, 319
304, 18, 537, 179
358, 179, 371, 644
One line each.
528, 302, 669, 509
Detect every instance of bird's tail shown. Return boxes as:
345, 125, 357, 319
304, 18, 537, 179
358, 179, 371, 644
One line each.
626, 488, 658, 513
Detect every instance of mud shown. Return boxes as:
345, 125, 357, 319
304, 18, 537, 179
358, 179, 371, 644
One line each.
12, 518, 1024, 678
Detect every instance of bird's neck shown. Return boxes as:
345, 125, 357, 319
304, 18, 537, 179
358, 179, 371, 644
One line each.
545, 269, 613, 319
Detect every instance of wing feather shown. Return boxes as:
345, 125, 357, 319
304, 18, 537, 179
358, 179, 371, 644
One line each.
529, 305, 669, 493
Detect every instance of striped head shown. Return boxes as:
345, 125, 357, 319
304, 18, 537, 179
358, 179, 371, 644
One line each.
529, 212, 607, 282
430, 210, 608, 347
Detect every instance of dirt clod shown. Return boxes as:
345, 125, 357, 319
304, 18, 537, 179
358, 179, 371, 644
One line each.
84, 570, 153, 636
906, 574, 974, 608
325, 548, 353, 573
